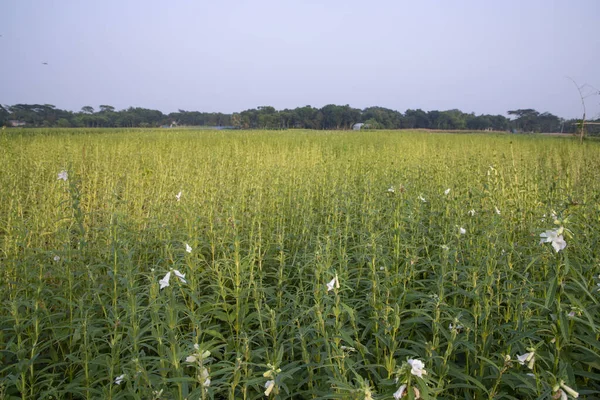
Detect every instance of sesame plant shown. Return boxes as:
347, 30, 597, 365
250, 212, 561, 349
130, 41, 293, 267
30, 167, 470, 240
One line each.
1, 128, 599, 399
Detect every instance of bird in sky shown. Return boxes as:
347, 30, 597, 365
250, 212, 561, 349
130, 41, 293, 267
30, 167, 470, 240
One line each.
42, 62, 48, 65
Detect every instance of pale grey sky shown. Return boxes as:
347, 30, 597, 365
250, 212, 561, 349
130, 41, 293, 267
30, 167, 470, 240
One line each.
1, 0, 598, 118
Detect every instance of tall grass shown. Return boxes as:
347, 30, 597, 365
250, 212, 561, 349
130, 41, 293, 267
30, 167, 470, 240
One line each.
1, 128, 599, 399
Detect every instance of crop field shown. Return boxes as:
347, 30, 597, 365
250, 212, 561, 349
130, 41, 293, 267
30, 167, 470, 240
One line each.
1, 128, 599, 399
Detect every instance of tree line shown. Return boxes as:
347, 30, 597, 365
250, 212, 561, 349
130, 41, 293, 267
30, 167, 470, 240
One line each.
1, 103, 598, 135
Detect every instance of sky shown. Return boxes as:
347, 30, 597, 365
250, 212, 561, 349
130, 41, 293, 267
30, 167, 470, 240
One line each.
1, 0, 599, 119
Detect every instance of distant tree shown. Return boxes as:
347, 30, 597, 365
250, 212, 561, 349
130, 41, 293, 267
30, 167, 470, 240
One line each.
507, 109, 540, 132
363, 118, 382, 129
0, 104, 11, 126
404, 109, 430, 129
56, 118, 71, 128
231, 112, 241, 128
81, 106, 94, 114
538, 112, 561, 133
99, 105, 115, 113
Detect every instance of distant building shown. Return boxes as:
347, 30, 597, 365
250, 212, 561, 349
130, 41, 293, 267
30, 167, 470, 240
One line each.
8, 120, 26, 127
353, 123, 372, 130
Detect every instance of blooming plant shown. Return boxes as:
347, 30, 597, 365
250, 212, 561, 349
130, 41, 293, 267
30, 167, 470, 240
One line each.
326, 273, 340, 292
185, 344, 211, 388
552, 380, 579, 399
393, 358, 428, 399
516, 349, 535, 370
539, 227, 567, 253
263, 363, 281, 397
159, 269, 187, 289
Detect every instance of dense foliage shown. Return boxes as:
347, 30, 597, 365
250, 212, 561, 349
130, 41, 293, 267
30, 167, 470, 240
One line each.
1, 129, 599, 399
2, 103, 597, 134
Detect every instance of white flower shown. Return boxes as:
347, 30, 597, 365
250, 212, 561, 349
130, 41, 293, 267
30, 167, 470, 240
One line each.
540, 228, 567, 252
495, 207, 501, 215
185, 243, 192, 253
173, 269, 186, 283
418, 195, 426, 203
57, 170, 68, 181
326, 274, 340, 292
559, 380, 579, 398
159, 271, 171, 289
459, 227, 466, 235
186, 355, 197, 363
516, 352, 535, 369
264, 380, 275, 397
53, 255, 60, 262
441, 245, 450, 251
176, 191, 182, 201
199, 367, 210, 387
159, 269, 186, 289
468, 209, 475, 216
114, 374, 125, 385
388, 186, 395, 193
554, 389, 568, 400
444, 188, 451, 195
393, 384, 407, 399
407, 359, 427, 378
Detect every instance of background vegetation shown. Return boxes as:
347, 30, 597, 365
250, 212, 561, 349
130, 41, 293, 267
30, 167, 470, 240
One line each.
2, 104, 598, 134
1, 128, 599, 399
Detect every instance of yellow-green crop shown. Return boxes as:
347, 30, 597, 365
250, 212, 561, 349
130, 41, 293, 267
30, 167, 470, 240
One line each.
1, 128, 599, 399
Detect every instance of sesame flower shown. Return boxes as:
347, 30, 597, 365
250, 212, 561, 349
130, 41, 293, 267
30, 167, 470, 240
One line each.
444, 188, 451, 195
186, 346, 211, 387
388, 186, 395, 193
540, 228, 567, 253
407, 359, 427, 378
57, 170, 68, 181
516, 351, 535, 370
495, 206, 501, 215
159, 269, 187, 289
199, 368, 210, 387
559, 381, 579, 398
459, 227, 466, 235
393, 384, 407, 399
264, 380, 275, 397
114, 374, 125, 385
326, 273, 340, 292
53, 255, 60, 262
418, 195, 426, 202
553, 389, 568, 400
468, 209, 475, 216
185, 243, 192, 253
176, 191, 182, 201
